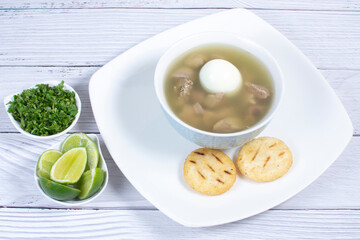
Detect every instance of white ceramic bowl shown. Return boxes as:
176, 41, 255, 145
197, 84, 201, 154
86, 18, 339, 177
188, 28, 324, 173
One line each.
34, 134, 109, 206
3, 81, 81, 140
154, 32, 284, 149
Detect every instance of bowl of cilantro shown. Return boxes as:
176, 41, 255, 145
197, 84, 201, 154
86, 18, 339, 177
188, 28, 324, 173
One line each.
4, 81, 81, 139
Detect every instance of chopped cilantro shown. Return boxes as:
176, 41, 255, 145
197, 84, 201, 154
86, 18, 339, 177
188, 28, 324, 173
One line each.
7, 81, 78, 136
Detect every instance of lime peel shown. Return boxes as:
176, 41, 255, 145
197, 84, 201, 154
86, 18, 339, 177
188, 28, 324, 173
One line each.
39, 177, 80, 201
77, 168, 105, 200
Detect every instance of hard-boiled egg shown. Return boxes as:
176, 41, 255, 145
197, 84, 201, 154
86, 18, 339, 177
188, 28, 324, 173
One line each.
199, 59, 242, 94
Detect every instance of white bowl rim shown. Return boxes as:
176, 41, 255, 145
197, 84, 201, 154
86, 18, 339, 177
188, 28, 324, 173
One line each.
154, 31, 284, 137
34, 134, 109, 206
3, 81, 82, 140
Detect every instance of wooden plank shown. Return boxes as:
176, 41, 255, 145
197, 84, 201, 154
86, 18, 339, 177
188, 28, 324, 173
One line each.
0, 133, 359, 210
0, 0, 359, 11
0, 9, 359, 69
0, 208, 359, 239
1, 68, 358, 134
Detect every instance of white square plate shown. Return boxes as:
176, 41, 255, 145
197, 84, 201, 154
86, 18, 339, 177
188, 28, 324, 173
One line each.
89, 9, 353, 227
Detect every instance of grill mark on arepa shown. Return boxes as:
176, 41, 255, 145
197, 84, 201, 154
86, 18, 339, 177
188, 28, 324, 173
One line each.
252, 147, 260, 161
207, 164, 215, 172
278, 152, 285, 156
269, 143, 276, 148
190, 160, 196, 164
194, 151, 204, 155
197, 170, 206, 179
263, 156, 271, 167
224, 170, 231, 175
216, 178, 224, 184
212, 153, 223, 164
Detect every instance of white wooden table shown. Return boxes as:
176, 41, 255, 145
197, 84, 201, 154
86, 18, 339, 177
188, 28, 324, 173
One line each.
1, 1, 359, 239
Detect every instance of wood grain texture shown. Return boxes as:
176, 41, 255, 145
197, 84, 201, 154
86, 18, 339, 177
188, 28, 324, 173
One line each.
0, 208, 359, 239
0, 133, 359, 210
1, 1, 359, 237
0, 9, 359, 69
1, 68, 358, 134
0, 0, 359, 11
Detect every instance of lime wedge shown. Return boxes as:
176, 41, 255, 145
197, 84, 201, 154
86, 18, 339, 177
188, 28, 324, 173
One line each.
50, 147, 87, 184
39, 177, 80, 201
61, 133, 99, 170
77, 168, 105, 200
37, 150, 63, 179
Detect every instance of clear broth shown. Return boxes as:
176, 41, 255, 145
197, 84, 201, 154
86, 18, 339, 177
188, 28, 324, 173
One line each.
164, 44, 274, 133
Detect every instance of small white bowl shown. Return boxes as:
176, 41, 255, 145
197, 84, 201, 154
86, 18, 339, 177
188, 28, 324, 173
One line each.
34, 134, 109, 206
154, 32, 284, 149
3, 81, 81, 140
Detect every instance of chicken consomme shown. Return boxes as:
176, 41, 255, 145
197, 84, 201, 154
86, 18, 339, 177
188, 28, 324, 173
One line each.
164, 44, 274, 133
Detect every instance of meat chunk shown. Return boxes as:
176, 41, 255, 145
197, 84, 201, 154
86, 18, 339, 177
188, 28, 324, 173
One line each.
245, 105, 265, 124
172, 67, 195, 79
173, 78, 193, 98
244, 92, 256, 105
190, 89, 205, 103
179, 104, 201, 128
202, 110, 218, 129
248, 105, 265, 116
215, 92, 225, 99
213, 117, 243, 133
203, 92, 224, 109
184, 54, 206, 68
246, 82, 270, 99
193, 102, 204, 115
216, 106, 233, 119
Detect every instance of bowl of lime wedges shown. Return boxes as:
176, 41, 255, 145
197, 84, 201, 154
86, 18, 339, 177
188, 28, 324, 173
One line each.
34, 133, 109, 206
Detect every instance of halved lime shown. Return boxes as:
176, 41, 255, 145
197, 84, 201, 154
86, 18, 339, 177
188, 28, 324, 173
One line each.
61, 133, 99, 170
77, 168, 105, 200
37, 150, 63, 179
50, 147, 87, 184
39, 177, 80, 201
